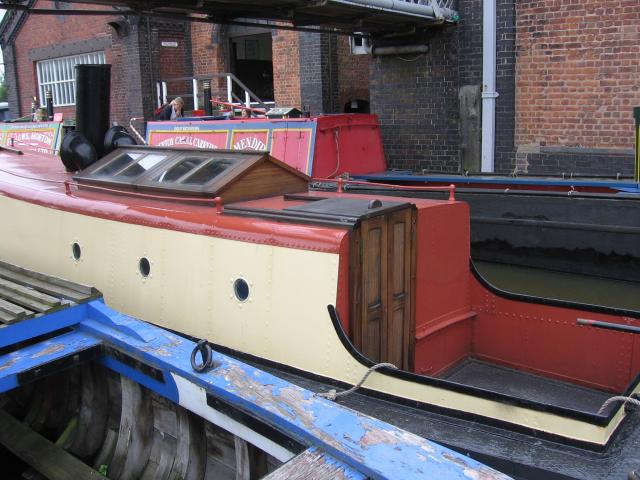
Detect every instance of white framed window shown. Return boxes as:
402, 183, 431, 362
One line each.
349, 34, 371, 55
36, 51, 106, 107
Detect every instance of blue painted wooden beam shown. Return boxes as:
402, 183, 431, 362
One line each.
78, 301, 512, 480
0, 304, 88, 349
0, 329, 101, 393
0, 297, 511, 479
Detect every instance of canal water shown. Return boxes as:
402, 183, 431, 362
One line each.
474, 261, 640, 312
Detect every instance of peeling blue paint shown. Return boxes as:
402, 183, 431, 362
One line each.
0, 330, 100, 393
0, 299, 512, 479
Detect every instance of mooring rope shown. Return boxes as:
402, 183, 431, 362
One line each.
315, 362, 398, 401
597, 395, 640, 415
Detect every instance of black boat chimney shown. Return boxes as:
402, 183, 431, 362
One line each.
76, 64, 111, 158
60, 64, 111, 171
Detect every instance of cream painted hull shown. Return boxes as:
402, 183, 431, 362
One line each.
0, 194, 631, 446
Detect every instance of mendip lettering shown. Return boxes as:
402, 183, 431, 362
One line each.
233, 137, 266, 151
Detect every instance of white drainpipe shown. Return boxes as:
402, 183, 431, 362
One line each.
481, 0, 498, 172
192, 78, 199, 110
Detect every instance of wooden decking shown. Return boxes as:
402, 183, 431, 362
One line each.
0, 261, 100, 324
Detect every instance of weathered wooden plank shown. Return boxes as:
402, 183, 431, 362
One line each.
0, 278, 62, 307
0, 297, 35, 323
0, 309, 18, 324
108, 377, 154, 480
0, 297, 31, 317
235, 436, 251, 480
0, 408, 108, 479
0, 261, 99, 300
263, 449, 364, 480
0, 285, 54, 313
0, 265, 88, 303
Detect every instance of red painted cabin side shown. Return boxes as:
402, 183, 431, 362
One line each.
145, 114, 387, 178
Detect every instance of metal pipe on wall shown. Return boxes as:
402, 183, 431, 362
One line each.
331, 0, 455, 21
192, 79, 199, 110
481, 0, 498, 172
371, 44, 429, 56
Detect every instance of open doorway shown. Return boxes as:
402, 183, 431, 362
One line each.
229, 33, 274, 102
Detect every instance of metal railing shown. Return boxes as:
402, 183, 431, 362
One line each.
155, 73, 273, 113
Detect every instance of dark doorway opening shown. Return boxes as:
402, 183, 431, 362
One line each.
230, 33, 274, 102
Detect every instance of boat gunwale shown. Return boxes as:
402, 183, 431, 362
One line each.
208, 319, 637, 453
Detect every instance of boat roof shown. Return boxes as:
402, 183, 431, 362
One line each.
74, 146, 310, 202
0, 148, 458, 252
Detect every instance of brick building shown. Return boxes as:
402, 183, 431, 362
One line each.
0, 1, 193, 129
0, 1, 370, 129
370, 0, 639, 175
1, 0, 638, 175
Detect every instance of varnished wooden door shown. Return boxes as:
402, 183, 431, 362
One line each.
351, 207, 415, 371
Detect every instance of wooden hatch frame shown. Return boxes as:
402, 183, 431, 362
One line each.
350, 204, 417, 371
74, 146, 310, 203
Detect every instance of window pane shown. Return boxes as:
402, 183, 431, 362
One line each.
36, 51, 105, 106
154, 157, 206, 183
53, 83, 60, 106
138, 154, 167, 170
115, 154, 167, 179
96, 152, 143, 176
182, 160, 235, 185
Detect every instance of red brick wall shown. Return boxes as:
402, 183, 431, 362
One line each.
516, 1, 640, 149
336, 35, 370, 111
190, 23, 228, 98
13, 0, 117, 121
156, 25, 190, 108
272, 30, 301, 108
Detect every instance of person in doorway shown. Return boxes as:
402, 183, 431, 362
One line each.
157, 97, 184, 120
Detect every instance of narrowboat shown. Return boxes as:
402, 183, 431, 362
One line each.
143, 108, 640, 283
1, 65, 639, 479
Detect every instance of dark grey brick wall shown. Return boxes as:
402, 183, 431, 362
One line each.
116, 18, 191, 123
367, 0, 521, 174
3, 44, 20, 118
299, 32, 323, 114
523, 150, 635, 176
370, 0, 493, 173
370, 27, 460, 172
494, 0, 517, 173
0, 8, 29, 119
458, 0, 482, 87
115, 20, 150, 123
299, 32, 339, 115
